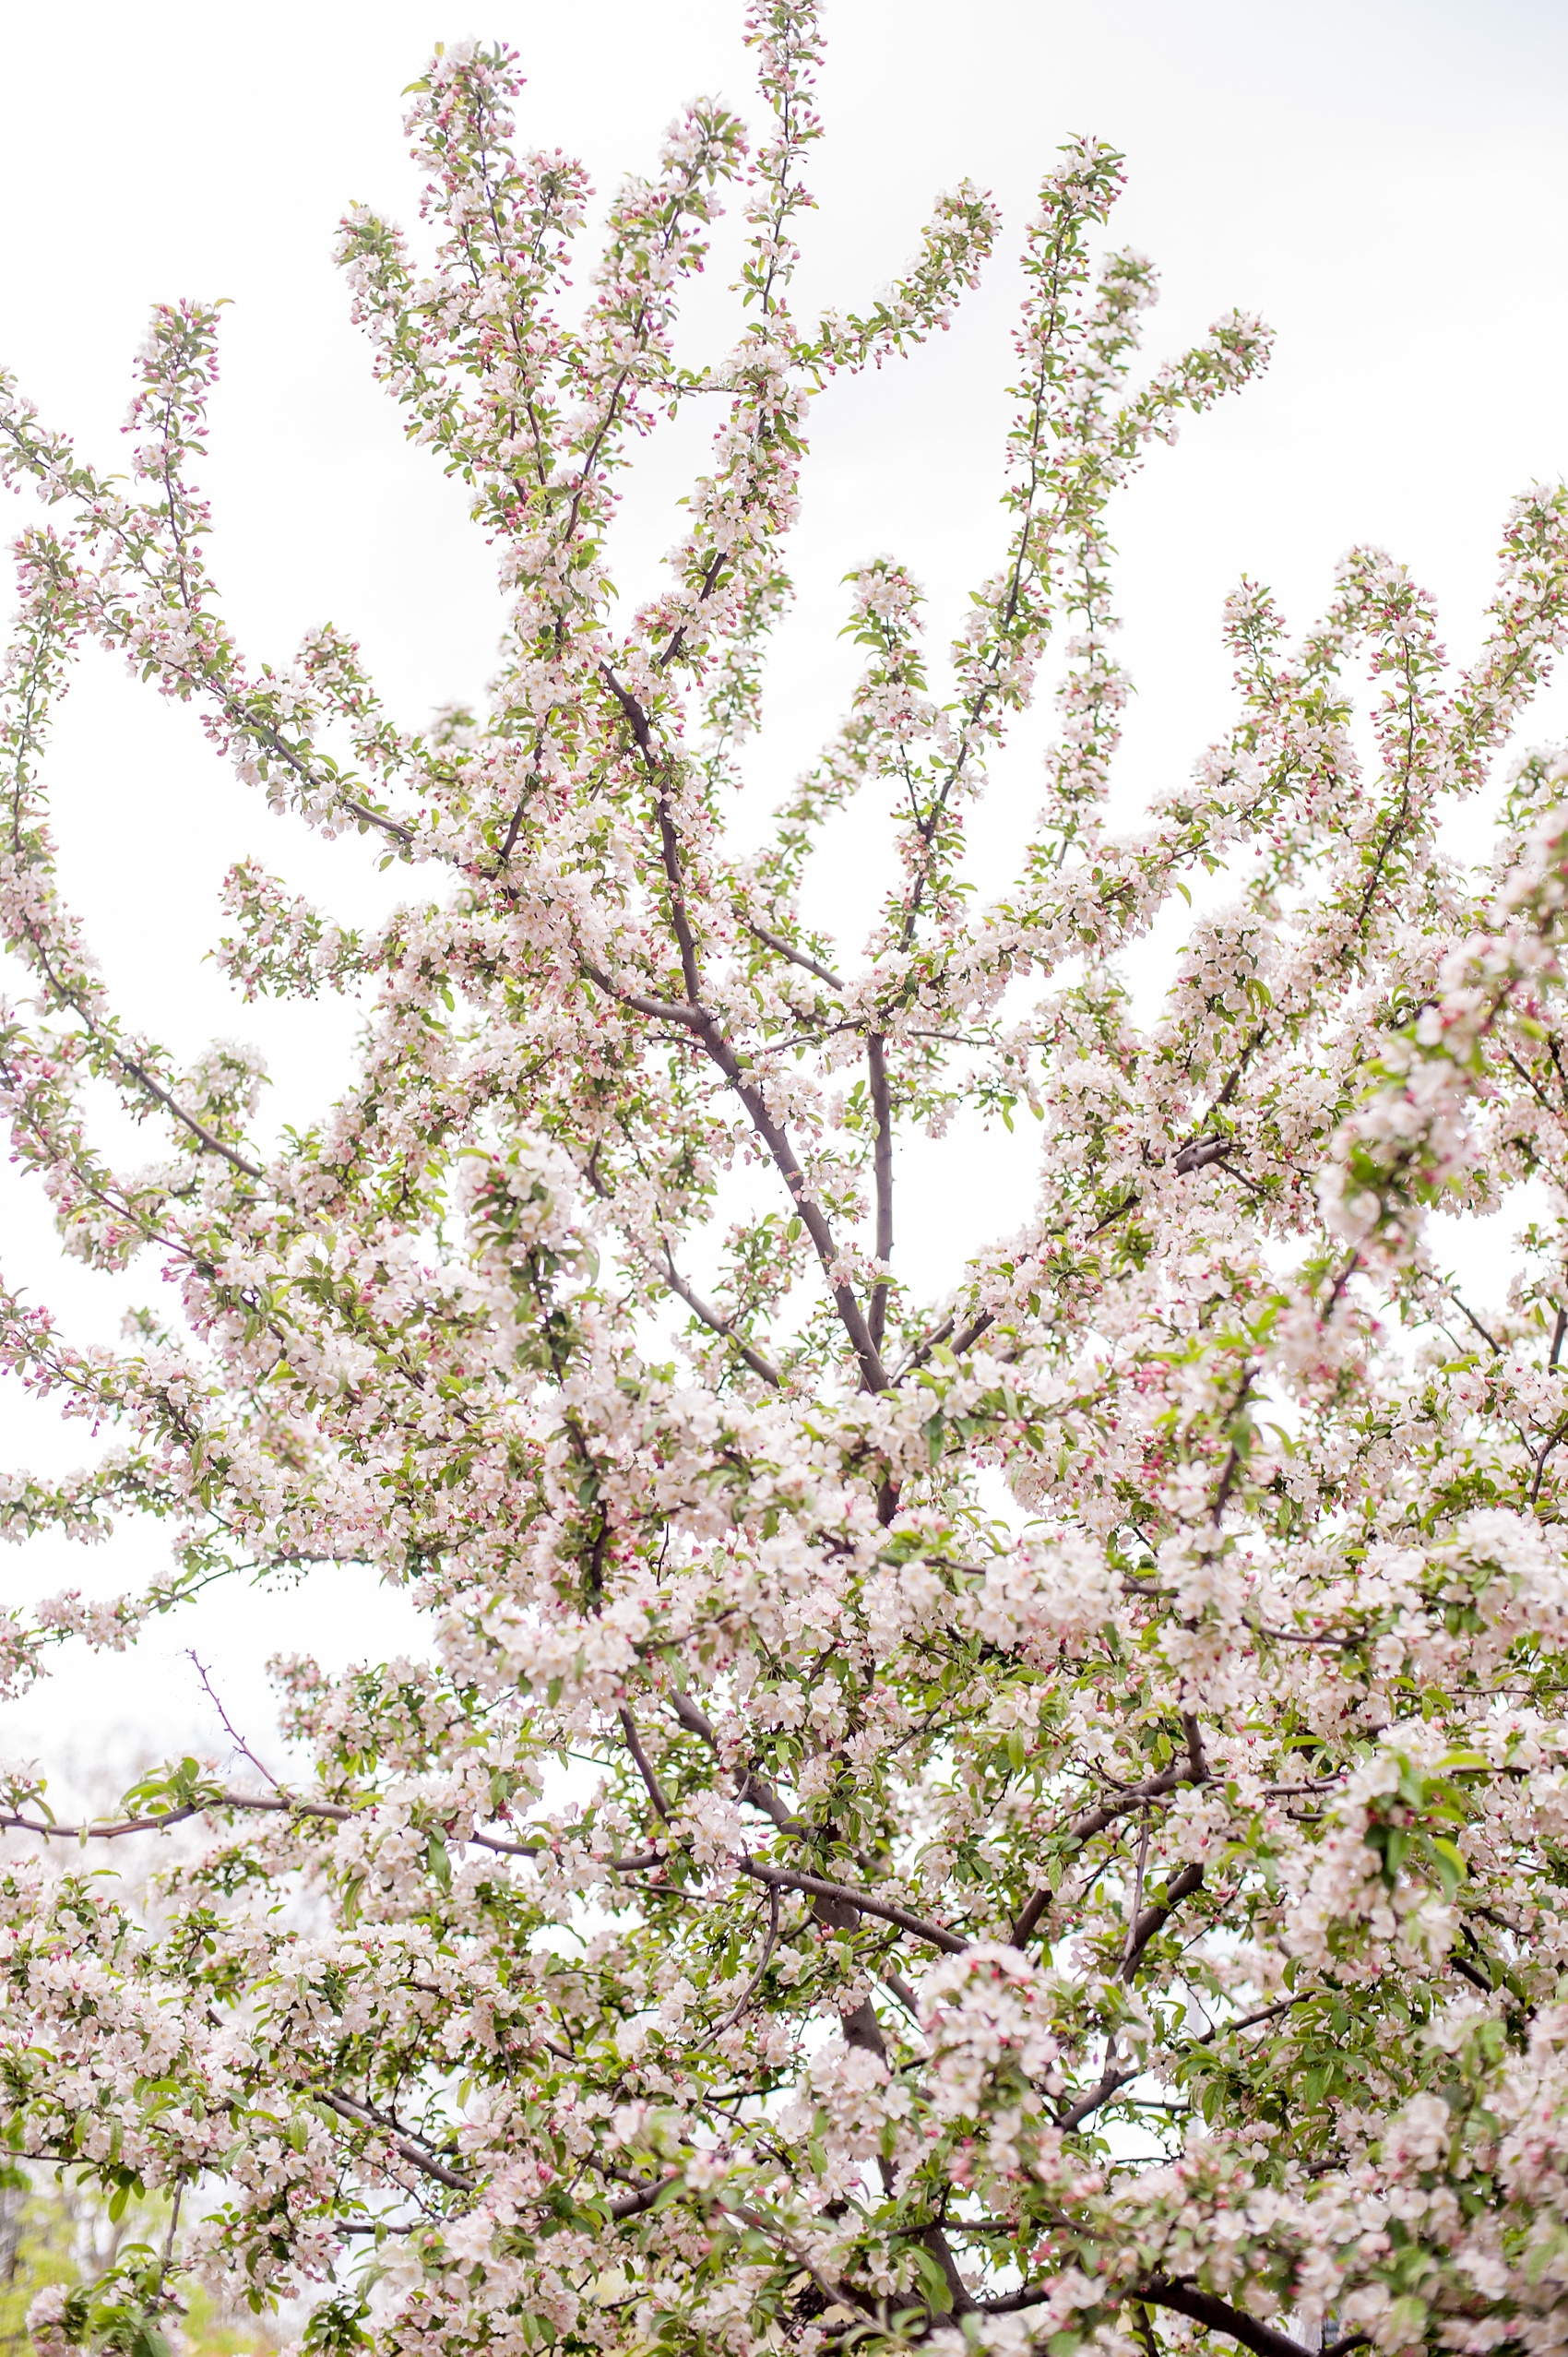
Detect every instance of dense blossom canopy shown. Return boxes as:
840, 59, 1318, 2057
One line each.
6, 15, 1568, 2357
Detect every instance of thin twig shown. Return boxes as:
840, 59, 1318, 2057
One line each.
1447, 1292, 1503, 1355
0, 1786, 662, 1872
711, 1885, 780, 2032
1121, 1813, 1151, 1973
188, 1653, 281, 1791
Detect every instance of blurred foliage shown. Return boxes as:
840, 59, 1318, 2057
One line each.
0, 2172, 277, 2357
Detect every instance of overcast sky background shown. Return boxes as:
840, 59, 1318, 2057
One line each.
2, 0, 1566, 1796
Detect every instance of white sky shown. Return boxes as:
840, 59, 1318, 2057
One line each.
2, 0, 1566, 1794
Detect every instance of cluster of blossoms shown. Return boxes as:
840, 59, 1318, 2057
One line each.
6, 12, 1568, 2357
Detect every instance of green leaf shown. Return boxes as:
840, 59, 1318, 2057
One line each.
908, 2245, 954, 2314
426, 1831, 452, 1892
1428, 1836, 1466, 1899
1383, 2295, 1428, 2345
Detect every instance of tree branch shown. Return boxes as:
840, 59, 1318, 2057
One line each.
668, 1686, 804, 1839
315, 2089, 474, 2193
1142, 2280, 1365, 2357
1122, 1862, 1205, 1979
893, 1300, 996, 1385
1064, 1990, 1315, 2136
575, 953, 705, 1030
21, 925, 264, 1179
982, 2275, 1363, 2357
599, 2171, 685, 2221
867, 1031, 894, 1354
743, 917, 844, 991
1012, 1753, 1209, 1948
1170, 1137, 1232, 1175
620, 1705, 673, 1819
711, 1884, 781, 2032
659, 1252, 784, 1387
738, 1854, 967, 1954
591, 661, 890, 1393
0, 1786, 668, 1875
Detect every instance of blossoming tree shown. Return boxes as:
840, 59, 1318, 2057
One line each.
6, 11, 1568, 2357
